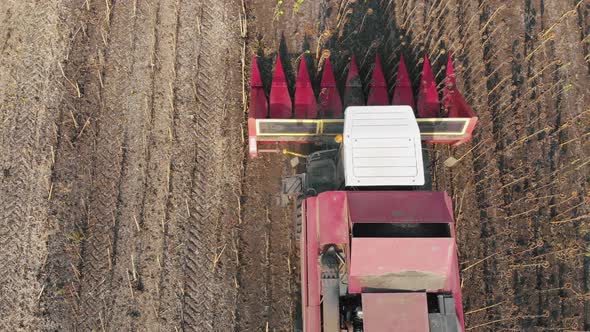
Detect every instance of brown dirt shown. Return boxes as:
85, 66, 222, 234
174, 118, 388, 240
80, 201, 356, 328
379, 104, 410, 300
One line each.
0, 0, 588, 331
1, 0, 244, 331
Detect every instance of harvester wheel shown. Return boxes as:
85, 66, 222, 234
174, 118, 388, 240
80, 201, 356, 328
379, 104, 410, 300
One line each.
294, 292, 303, 332
293, 196, 303, 332
294, 196, 303, 241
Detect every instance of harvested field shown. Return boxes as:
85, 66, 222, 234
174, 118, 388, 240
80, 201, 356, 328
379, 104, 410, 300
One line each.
1, 0, 244, 330
0, 0, 588, 331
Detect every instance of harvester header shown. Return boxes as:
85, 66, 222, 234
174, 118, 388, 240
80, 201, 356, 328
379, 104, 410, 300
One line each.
248, 52, 477, 158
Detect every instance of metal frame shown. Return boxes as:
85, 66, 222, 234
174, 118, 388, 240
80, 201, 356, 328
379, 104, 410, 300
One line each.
255, 119, 343, 137
249, 117, 478, 157
255, 118, 474, 136
417, 118, 469, 135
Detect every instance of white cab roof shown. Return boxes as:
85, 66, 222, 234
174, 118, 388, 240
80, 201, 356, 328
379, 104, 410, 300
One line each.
343, 106, 425, 187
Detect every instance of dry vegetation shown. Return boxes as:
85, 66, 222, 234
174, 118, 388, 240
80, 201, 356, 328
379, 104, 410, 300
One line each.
245, 0, 589, 330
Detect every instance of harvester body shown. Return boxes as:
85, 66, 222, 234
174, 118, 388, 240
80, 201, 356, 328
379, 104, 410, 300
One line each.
288, 107, 464, 332
247, 51, 475, 331
301, 191, 464, 332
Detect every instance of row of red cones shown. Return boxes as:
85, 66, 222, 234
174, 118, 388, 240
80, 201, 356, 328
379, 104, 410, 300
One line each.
249, 53, 475, 120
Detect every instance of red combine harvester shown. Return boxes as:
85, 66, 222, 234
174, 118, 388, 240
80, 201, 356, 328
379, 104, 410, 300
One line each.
248, 52, 477, 332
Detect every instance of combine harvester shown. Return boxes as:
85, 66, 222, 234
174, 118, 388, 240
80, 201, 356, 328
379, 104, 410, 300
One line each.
247, 52, 477, 332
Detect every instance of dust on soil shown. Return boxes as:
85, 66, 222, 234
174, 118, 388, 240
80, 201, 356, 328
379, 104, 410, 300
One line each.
0, 0, 588, 331
1, 0, 244, 331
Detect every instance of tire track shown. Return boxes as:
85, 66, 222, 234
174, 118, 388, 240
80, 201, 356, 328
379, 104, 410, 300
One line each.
41, 1, 111, 329
124, 1, 183, 330
210, 1, 244, 323
107, 1, 161, 329
75, 0, 129, 329
137, 3, 172, 327
268, 162, 296, 329
153, 0, 205, 330
0, 2, 63, 330
238, 156, 290, 331
181, 0, 236, 329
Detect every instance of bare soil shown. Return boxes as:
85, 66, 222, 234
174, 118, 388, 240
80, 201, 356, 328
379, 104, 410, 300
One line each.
1, 0, 244, 331
0, 0, 588, 331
